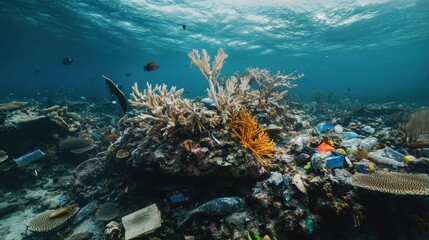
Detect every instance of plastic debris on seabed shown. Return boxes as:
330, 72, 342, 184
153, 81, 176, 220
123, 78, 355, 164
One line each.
14, 149, 45, 167
122, 203, 162, 240
324, 155, 345, 169
169, 193, 187, 203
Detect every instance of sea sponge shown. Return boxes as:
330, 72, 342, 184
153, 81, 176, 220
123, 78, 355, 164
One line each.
29, 207, 79, 232
351, 172, 429, 195
95, 203, 120, 221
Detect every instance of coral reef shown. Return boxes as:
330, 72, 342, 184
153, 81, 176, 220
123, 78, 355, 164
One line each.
29, 206, 79, 232
229, 107, 282, 167
352, 172, 429, 195
129, 82, 220, 135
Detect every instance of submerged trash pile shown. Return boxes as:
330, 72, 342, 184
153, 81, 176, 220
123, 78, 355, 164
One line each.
1, 49, 428, 240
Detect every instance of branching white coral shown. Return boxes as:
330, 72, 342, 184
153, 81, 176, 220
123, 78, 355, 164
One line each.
129, 82, 219, 135
243, 68, 303, 105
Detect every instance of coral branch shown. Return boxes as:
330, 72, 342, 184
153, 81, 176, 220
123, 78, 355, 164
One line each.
229, 107, 282, 167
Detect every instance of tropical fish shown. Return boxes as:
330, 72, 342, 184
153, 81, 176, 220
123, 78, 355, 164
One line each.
102, 75, 127, 114
182, 24, 187, 30
125, 73, 132, 78
177, 197, 245, 228
144, 62, 159, 71
61, 57, 75, 65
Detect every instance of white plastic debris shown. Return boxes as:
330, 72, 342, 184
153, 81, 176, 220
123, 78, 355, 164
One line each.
122, 203, 162, 240
292, 174, 307, 195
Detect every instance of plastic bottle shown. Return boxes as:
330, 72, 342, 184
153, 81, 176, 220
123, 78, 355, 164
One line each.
342, 132, 359, 140
342, 138, 361, 148
368, 150, 406, 167
14, 149, 45, 167
362, 126, 375, 134
360, 137, 378, 151
384, 147, 406, 162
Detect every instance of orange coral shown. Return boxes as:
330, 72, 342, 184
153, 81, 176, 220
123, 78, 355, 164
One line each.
229, 107, 282, 167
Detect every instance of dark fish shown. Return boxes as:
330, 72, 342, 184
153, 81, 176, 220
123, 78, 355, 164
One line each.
184, 90, 191, 94
144, 62, 159, 71
178, 197, 244, 228
102, 75, 127, 114
125, 73, 132, 78
61, 57, 75, 65
34, 70, 39, 74
347, 88, 351, 92
182, 24, 187, 30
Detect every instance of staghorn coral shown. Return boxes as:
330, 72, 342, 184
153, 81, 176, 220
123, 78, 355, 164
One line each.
188, 48, 251, 123
229, 107, 282, 167
29, 206, 79, 232
129, 82, 220, 135
351, 172, 429, 195
243, 68, 303, 106
405, 109, 429, 143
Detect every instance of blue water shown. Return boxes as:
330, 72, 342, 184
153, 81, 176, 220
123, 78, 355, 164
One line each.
1, 0, 429, 103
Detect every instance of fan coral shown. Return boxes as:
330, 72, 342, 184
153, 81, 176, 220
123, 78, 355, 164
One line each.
129, 82, 220, 135
229, 107, 282, 167
29, 206, 79, 232
405, 109, 429, 143
351, 172, 429, 195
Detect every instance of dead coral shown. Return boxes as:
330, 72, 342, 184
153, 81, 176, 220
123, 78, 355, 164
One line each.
243, 68, 303, 106
188, 48, 251, 123
351, 172, 429, 195
0, 101, 28, 111
129, 82, 219, 135
405, 109, 429, 143
229, 107, 282, 167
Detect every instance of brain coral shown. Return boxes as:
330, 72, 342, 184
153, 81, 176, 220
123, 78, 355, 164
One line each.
351, 172, 429, 195
29, 207, 79, 232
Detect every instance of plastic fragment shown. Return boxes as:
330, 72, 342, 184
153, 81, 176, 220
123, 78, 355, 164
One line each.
14, 149, 45, 167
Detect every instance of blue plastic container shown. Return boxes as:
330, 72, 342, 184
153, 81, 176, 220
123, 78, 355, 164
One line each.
14, 149, 45, 167
316, 123, 334, 132
324, 155, 344, 169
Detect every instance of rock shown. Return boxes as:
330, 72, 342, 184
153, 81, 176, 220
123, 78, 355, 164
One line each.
105, 221, 122, 240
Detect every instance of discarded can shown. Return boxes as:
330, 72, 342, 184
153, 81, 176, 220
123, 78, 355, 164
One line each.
14, 149, 45, 167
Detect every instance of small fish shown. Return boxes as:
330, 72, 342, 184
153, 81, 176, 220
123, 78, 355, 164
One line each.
125, 73, 132, 78
32, 170, 38, 177
177, 197, 245, 228
61, 57, 75, 65
49, 205, 73, 219
347, 88, 351, 92
34, 69, 39, 74
184, 90, 191, 94
144, 62, 159, 71
182, 24, 187, 30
